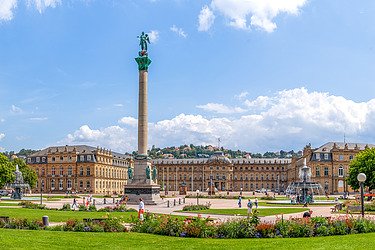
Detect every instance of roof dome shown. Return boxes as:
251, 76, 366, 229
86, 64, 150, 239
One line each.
207, 151, 232, 164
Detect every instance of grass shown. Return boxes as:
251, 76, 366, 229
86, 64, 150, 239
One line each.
0, 229, 373, 250
0, 207, 138, 222
183, 208, 308, 217
0, 202, 20, 207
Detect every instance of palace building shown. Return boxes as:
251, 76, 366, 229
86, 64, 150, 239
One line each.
152, 151, 291, 193
288, 142, 375, 194
28, 145, 131, 195
27, 142, 374, 195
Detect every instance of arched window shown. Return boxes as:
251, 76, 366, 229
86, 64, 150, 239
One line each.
338, 166, 344, 177
51, 167, 56, 176
79, 167, 84, 176
51, 179, 55, 189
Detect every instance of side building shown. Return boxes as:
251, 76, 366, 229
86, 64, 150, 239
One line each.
28, 145, 132, 195
152, 151, 290, 193
288, 142, 375, 194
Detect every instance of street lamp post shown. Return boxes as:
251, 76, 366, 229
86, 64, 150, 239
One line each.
196, 189, 200, 205
40, 188, 43, 205
240, 187, 243, 196
357, 173, 367, 218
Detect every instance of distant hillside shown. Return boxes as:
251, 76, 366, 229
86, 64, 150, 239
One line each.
131, 144, 302, 159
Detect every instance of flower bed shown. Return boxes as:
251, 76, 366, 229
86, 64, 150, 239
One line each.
182, 204, 211, 211
131, 213, 375, 238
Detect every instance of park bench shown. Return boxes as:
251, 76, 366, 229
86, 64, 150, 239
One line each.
0, 216, 9, 223
83, 218, 107, 223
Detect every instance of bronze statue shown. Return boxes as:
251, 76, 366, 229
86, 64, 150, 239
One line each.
127, 167, 133, 180
146, 165, 151, 179
152, 167, 157, 181
137, 32, 150, 52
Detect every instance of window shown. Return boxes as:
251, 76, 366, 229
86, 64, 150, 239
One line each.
60, 156, 63, 161
36, 157, 40, 163
42, 157, 46, 162
349, 155, 354, 160
324, 154, 329, 160
80, 155, 84, 162
79, 167, 84, 176
316, 167, 320, 177
86, 181, 90, 188
51, 179, 55, 189
86, 167, 91, 176
87, 155, 91, 161
324, 167, 329, 176
339, 155, 344, 161
59, 179, 63, 190
51, 167, 56, 176
67, 180, 72, 189
68, 166, 72, 176
338, 166, 344, 177
59, 166, 63, 175
41, 168, 45, 176
79, 181, 83, 188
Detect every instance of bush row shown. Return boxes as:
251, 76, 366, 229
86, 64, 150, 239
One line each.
182, 204, 211, 211
131, 213, 375, 238
0, 217, 126, 232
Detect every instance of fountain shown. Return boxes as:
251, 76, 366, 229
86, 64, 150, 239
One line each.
10, 165, 30, 200
285, 158, 324, 204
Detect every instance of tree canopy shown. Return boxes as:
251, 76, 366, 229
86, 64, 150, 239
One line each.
0, 153, 37, 189
347, 148, 375, 191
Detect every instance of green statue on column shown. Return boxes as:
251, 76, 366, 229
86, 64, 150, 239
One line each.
135, 32, 152, 71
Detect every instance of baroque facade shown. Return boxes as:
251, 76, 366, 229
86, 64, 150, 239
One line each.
152, 151, 290, 193
28, 145, 131, 195
288, 142, 375, 194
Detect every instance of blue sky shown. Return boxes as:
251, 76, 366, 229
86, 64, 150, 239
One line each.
1, 0, 375, 153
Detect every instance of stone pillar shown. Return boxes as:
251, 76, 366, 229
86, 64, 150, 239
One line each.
138, 70, 148, 156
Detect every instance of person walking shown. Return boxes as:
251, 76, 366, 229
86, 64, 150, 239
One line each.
238, 196, 242, 208
247, 199, 253, 217
254, 198, 258, 209
72, 198, 77, 210
138, 198, 145, 221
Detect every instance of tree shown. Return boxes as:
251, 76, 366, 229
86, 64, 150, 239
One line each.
0, 153, 15, 188
0, 153, 37, 189
347, 148, 375, 191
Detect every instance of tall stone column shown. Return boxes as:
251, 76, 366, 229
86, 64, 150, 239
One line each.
138, 70, 148, 156
124, 33, 161, 205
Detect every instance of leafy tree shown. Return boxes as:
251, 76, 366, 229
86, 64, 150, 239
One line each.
0, 153, 15, 188
0, 153, 37, 189
347, 148, 375, 191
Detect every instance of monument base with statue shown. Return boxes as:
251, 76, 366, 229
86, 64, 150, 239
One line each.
124, 158, 162, 205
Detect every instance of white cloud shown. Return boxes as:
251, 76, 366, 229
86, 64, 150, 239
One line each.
0, 133, 5, 141
10, 104, 22, 114
170, 25, 187, 38
209, 0, 307, 32
197, 103, 246, 114
235, 91, 249, 101
0, 118, 5, 122
61, 88, 375, 153
27, 0, 61, 13
148, 30, 159, 43
198, 5, 215, 32
0, 0, 17, 21
114, 103, 124, 107
118, 117, 138, 127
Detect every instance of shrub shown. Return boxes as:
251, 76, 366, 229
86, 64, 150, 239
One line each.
256, 223, 275, 238
102, 217, 126, 232
217, 218, 256, 238
183, 217, 216, 238
182, 204, 211, 211
60, 203, 72, 211
260, 196, 276, 201
18, 201, 46, 210
88, 205, 97, 212
78, 205, 87, 211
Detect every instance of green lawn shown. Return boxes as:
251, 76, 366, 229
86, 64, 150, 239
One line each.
184, 208, 308, 217
0, 203, 20, 207
0, 229, 373, 249
0, 208, 138, 222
